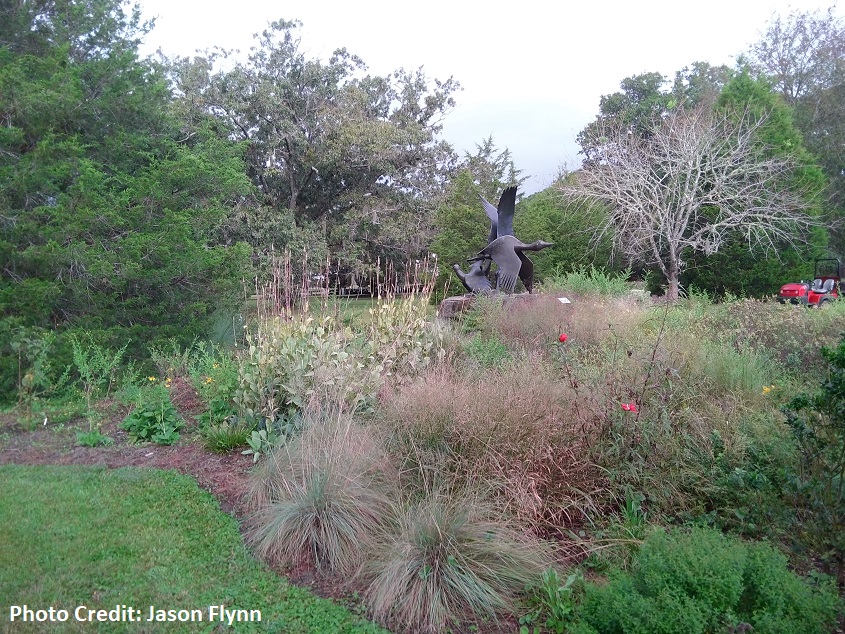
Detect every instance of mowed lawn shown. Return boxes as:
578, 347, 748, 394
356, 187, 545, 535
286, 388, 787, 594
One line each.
0, 464, 389, 633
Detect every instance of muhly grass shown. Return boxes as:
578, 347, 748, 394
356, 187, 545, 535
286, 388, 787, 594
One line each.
466, 292, 649, 356
360, 490, 553, 634
245, 408, 396, 576
388, 293, 794, 528
0, 464, 388, 633
378, 360, 610, 530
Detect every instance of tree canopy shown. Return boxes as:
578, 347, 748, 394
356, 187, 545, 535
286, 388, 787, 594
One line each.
570, 60, 829, 298
178, 20, 460, 285
0, 0, 252, 351
747, 6, 845, 253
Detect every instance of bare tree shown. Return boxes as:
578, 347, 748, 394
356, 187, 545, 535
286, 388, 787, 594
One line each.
562, 105, 818, 300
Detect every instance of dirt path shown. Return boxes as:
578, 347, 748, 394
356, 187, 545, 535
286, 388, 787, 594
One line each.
0, 431, 254, 516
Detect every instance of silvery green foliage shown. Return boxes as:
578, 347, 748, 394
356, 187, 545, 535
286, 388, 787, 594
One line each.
367, 295, 445, 382
234, 298, 443, 428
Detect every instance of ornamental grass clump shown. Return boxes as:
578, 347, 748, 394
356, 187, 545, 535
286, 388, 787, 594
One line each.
245, 408, 395, 576
200, 419, 252, 453
379, 360, 609, 532
360, 490, 552, 634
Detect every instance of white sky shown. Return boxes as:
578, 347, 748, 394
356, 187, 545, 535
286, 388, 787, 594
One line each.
137, 0, 838, 195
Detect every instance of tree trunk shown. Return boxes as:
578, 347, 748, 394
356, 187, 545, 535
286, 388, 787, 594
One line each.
667, 275, 680, 302
666, 258, 681, 302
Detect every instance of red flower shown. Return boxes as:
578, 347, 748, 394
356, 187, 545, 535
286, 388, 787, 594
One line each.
559, 333, 568, 343
621, 402, 639, 413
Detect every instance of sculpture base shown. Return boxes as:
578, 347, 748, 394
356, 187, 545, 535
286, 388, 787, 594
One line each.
438, 294, 476, 318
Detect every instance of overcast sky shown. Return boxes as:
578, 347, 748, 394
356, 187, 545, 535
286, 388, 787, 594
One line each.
137, 0, 838, 195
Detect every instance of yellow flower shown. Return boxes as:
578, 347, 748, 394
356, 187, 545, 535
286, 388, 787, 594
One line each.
762, 385, 774, 394
205, 377, 213, 384
213, 363, 220, 369
148, 376, 156, 382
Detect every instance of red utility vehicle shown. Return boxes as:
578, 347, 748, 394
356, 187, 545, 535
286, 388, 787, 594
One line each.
778, 258, 842, 307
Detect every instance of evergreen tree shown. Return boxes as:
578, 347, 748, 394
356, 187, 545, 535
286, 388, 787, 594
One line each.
0, 0, 253, 402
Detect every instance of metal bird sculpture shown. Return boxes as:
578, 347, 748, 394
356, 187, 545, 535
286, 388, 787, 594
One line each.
470, 235, 553, 294
472, 186, 552, 293
449, 185, 553, 295
450, 187, 515, 294
452, 259, 493, 294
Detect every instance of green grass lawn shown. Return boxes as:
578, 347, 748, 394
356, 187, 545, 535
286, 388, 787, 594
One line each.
0, 464, 389, 633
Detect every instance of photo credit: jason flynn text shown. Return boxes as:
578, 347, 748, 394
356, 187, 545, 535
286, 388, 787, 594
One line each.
8, 605, 261, 626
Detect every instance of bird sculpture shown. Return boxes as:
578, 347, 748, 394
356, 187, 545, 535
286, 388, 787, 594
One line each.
470, 235, 553, 294
449, 186, 516, 294
472, 186, 552, 294
453, 259, 493, 294
449, 185, 553, 295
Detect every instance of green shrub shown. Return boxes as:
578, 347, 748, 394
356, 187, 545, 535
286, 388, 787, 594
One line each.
234, 300, 444, 426
75, 429, 114, 447
574, 527, 838, 634
521, 569, 582, 634
9, 327, 69, 424
462, 333, 511, 368
367, 294, 444, 381
148, 336, 199, 377
189, 344, 239, 426
234, 316, 379, 424
120, 382, 184, 445
783, 333, 845, 583
361, 490, 551, 634
242, 427, 281, 462
545, 266, 632, 297
740, 541, 840, 634
71, 334, 128, 428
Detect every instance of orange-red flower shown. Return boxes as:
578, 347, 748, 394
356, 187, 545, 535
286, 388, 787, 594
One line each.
621, 402, 639, 413
559, 333, 568, 343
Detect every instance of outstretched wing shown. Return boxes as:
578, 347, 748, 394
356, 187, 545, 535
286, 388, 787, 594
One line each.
496, 186, 517, 237
484, 235, 522, 294
516, 252, 534, 293
479, 194, 499, 243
